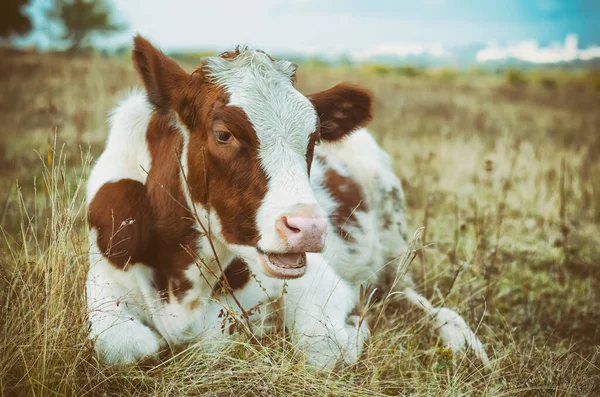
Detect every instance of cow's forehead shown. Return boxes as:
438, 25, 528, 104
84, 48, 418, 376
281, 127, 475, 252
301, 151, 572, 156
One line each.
204, 48, 318, 157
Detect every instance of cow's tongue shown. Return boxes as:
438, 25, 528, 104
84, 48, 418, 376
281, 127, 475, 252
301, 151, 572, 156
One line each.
268, 253, 305, 269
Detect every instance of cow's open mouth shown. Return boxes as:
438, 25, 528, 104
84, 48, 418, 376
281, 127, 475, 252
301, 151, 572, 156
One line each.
257, 251, 307, 279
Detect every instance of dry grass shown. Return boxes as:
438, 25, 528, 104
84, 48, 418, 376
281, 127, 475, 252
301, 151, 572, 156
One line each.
1, 49, 599, 396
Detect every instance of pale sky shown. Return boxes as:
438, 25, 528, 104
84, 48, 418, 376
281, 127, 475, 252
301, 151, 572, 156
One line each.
25, 0, 600, 54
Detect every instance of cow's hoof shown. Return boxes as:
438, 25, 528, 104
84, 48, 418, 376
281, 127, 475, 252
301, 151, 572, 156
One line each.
433, 308, 490, 365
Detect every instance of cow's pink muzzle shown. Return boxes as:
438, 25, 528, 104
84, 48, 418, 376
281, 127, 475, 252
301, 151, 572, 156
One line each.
276, 215, 328, 253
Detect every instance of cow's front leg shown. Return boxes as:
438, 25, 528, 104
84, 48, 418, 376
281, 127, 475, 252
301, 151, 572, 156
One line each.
283, 254, 369, 370
87, 259, 164, 365
90, 312, 163, 365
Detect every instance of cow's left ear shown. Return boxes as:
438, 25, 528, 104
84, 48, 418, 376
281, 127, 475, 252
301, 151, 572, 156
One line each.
308, 83, 373, 142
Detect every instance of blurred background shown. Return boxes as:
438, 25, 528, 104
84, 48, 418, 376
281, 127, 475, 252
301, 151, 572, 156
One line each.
1, 1, 599, 396
5, 0, 600, 67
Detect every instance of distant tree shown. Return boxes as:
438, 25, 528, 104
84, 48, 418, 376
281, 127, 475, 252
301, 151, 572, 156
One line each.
0, 0, 33, 38
51, 0, 124, 52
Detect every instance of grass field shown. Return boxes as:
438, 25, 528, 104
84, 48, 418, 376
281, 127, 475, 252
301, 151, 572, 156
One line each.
1, 48, 599, 396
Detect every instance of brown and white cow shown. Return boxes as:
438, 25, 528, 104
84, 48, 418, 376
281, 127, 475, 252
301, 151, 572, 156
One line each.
86, 35, 488, 368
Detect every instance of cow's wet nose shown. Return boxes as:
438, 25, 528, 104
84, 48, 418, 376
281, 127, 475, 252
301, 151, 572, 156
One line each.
276, 214, 327, 252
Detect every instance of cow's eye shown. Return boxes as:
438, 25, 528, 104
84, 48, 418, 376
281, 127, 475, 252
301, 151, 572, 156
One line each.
214, 130, 234, 144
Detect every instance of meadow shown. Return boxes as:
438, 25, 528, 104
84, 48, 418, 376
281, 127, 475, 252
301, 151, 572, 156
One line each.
1, 48, 599, 396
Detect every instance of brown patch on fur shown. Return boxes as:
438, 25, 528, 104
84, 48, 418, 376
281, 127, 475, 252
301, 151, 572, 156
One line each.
88, 116, 199, 301
308, 83, 373, 142
145, 113, 200, 300
88, 111, 201, 300
88, 112, 200, 301
88, 179, 153, 268
212, 257, 251, 296
322, 163, 367, 242
382, 214, 393, 229
185, 98, 269, 246
189, 298, 201, 310
218, 48, 244, 60
348, 304, 362, 318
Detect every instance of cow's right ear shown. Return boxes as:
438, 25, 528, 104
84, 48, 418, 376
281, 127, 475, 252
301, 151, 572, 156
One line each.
132, 35, 188, 112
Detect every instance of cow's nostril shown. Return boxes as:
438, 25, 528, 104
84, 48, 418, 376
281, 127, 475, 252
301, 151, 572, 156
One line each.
276, 214, 328, 253
283, 216, 301, 234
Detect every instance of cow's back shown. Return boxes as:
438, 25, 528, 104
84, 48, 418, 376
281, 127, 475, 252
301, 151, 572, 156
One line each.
312, 128, 409, 286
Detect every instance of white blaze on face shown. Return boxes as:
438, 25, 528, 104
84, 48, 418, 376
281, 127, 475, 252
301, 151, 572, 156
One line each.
205, 49, 322, 253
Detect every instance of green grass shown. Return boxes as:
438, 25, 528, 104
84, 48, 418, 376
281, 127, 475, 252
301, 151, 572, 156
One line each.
1, 49, 599, 396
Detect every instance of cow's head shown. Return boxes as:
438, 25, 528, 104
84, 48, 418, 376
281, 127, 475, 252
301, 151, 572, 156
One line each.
132, 36, 372, 279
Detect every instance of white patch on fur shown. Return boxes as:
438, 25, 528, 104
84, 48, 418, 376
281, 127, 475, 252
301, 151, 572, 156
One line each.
87, 90, 152, 203
205, 49, 320, 252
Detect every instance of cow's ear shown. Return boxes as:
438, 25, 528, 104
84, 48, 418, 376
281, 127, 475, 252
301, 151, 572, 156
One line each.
132, 35, 188, 112
308, 83, 373, 142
